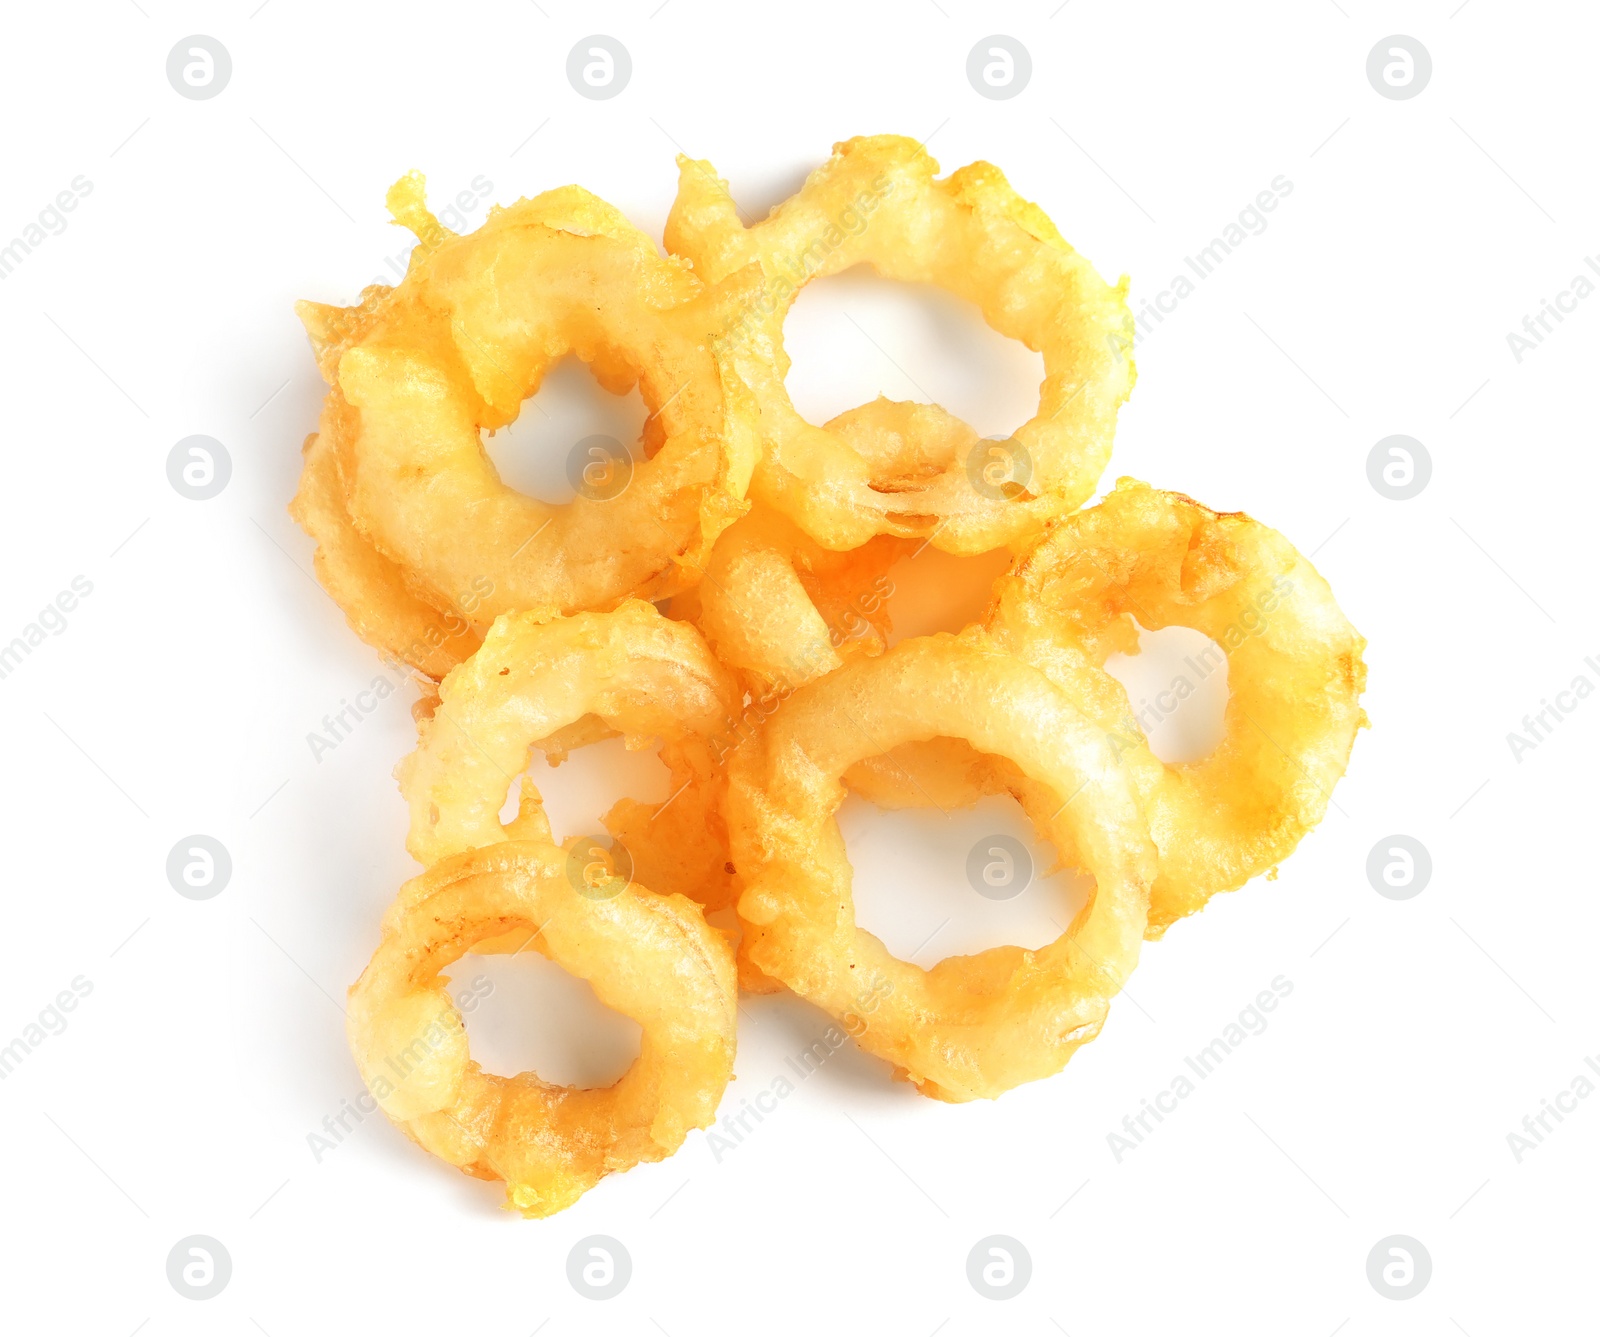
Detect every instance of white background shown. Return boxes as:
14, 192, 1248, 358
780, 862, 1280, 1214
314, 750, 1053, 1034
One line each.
1, 2, 1595, 1333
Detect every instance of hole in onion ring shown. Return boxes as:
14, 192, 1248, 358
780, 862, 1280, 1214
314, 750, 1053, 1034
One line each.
456, 951, 643, 1089
1103, 623, 1231, 764
882, 545, 1014, 645
480, 354, 648, 504
497, 733, 672, 842
782, 270, 1044, 436
840, 791, 1091, 958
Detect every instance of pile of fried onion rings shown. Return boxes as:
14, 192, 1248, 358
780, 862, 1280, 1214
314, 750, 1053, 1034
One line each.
295, 136, 1367, 1217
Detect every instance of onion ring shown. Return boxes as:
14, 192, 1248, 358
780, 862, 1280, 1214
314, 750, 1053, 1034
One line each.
289, 393, 486, 679
673, 504, 910, 696
987, 478, 1368, 934
347, 841, 737, 1218
395, 599, 740, 911
728, 630, 1155, 1102
665, 135, 1135, 553
298, 172, 763, 628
